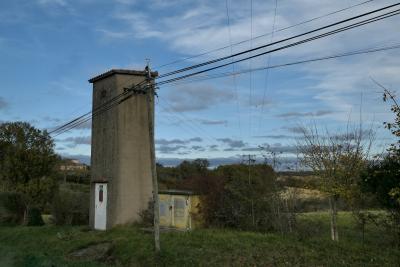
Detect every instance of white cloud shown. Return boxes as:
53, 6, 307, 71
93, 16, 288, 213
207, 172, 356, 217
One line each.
37, 0, 67, 6
0, 97, 9, 110
35, 0, 78, 16
95, 0, 400, 132
4, 0, 395, 158
96, 29, 133, 39
111, 10, 163, 39
113, 0, 136, 4
163, 84, 235, 112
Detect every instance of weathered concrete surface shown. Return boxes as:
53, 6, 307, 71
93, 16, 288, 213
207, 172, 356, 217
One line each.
89, 69, 157, 229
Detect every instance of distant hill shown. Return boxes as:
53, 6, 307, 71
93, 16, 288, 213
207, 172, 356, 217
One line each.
56, 155, 304, 170
59, 154, 90, 165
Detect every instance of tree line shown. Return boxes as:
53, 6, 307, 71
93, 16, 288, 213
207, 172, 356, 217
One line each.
0, 86, 399, 247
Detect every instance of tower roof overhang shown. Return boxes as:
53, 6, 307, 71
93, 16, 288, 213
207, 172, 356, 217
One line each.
88, 69, 158, 83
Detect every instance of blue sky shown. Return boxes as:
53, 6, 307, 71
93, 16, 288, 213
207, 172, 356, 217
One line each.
0, 0, 399, 167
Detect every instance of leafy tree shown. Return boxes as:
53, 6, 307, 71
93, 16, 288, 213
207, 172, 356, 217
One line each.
201, 164, 286, 231
157, 159, 211, 189
297, 124, 374, 241
361, 82, 400, 248
157, 163, 181, 189
361, 82, 400, 210
362, 155, 400, 210
381, 85, 400, 151
0, 192, 25, 224
381, 85, 400, 206
157, 159, 296, 232
177, 159, 209, 180
0, 122, 59, 221
259, 144, 283, 170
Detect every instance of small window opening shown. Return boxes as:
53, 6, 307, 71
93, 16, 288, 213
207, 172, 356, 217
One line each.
100, 89, 107, 99
99, 185, 103, 202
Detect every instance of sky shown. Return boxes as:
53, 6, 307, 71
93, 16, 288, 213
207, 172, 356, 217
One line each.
0, 0, 399, 167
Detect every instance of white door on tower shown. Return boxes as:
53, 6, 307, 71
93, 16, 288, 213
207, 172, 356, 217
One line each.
94, 183, 107, 230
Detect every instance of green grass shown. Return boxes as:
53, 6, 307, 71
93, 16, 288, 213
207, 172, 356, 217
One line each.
0, 212, 399, 266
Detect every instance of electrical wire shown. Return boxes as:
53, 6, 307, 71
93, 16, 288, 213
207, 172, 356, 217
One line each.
160, 43, 400, 86
157, 99, 218, 144
52, 91, 136, 137
225, 0, 243, 141
57, 6, 398, 135
156, 8, 400, 86
258, 0, 278, 135
50, 79, 149, 136
171, 43, 400, 85
157, 3, 399, 79
249, 0, 254, 139
154, 0, 375, 69
49, 3, 399, 137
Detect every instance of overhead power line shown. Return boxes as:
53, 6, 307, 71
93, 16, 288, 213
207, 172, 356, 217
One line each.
157, 2, 399, 79
52, 41, 395, 137
157, 99, 218, 144
52, 93, 134, 137
259, 0, 279, 135
225, 0, 243, 139
249, 0, 254, 139
52, 93, 131, 137
64, 39, 398, 136
74, 45, 400, 140
155, 7, 400, 86
50, 92, 127, 135
155, 0, 375, 69
49, 79, 149, 136
160, 43, 400, 86
49, 3, 399, 136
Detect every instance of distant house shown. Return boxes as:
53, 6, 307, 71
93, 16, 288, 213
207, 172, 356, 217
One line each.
158, 189, 203, 230
59, 159, 88, 171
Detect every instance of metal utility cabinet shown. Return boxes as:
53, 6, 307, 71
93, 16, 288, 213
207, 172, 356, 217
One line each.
158, 190, 202, 230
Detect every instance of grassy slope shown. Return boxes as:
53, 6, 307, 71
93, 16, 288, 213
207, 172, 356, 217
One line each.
0, 212, 399, 267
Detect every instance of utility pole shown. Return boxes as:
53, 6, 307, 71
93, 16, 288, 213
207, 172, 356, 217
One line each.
244, 154, 256, 227
145, 61, 160, 253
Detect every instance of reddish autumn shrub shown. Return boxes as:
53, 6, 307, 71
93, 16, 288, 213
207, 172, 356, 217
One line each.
177, 164, 290, 231
177, 173, 226, 226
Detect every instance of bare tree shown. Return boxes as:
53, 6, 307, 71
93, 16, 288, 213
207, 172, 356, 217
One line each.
259, 144, 292, 234
259, 144, 283, 171
296, 122, 375, 241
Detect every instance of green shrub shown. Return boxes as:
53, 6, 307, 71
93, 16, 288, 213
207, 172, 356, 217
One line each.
0, 192, 25, 225
26, 206, 44, 226
51, 188, 89, 225
138, 199, 154, 226
199, 164, 295, 232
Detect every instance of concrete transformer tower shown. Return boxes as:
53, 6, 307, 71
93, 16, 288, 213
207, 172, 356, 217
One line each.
88, 69, 158, 230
